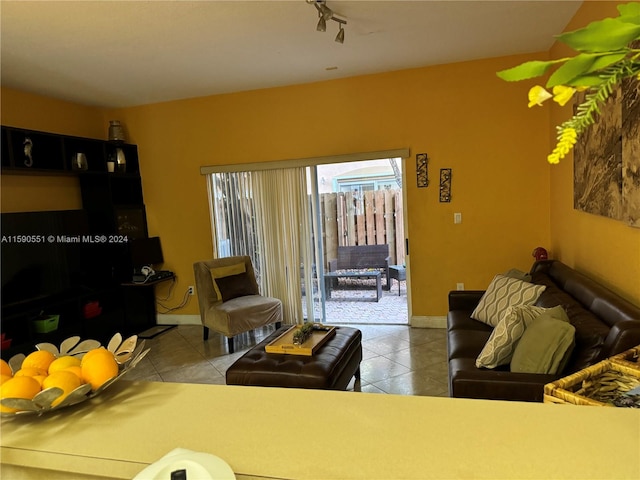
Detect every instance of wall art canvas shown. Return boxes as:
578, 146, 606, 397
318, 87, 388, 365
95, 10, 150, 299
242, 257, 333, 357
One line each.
621, 75, 640, 227
574, 75, 640, 228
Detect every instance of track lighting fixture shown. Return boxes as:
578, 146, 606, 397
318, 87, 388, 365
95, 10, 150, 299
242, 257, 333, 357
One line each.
308, 0, 347, 44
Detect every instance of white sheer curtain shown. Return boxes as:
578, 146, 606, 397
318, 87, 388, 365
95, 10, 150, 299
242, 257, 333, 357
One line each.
208, 167, 316, 325
252, 168, 314, 324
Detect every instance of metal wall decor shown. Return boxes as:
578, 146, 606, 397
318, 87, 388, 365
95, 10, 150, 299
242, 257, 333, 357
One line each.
439, 168, 452, 202
416, 153, 428, 188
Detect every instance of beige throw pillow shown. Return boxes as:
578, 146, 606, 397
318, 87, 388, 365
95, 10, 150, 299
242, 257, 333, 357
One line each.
210, 263, 246, 300
476, 305, 568, 369
510, 314, 575, 374
471, 274, 546, 327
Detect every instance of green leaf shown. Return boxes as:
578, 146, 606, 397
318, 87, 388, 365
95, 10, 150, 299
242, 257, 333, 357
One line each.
566, 75, 607, 87
547, 54, 597, 87
586, 52, 629, 72
496, 59, 562, 81
618, 2, 640, 25
557, 18, 640, 52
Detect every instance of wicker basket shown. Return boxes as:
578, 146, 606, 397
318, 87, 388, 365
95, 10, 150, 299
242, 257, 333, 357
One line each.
610, 345, 640, 371
544, 359, 640, 406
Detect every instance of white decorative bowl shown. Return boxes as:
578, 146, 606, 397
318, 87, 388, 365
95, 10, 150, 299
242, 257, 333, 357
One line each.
1, 333, 150, 416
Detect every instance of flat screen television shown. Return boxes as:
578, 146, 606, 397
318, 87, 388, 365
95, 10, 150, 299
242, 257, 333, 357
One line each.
130, 236, 164, 268
1, 210, 95, 307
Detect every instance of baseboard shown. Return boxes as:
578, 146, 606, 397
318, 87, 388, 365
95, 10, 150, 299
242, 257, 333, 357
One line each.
410, 315, 446, 328
156, 314, 200, 326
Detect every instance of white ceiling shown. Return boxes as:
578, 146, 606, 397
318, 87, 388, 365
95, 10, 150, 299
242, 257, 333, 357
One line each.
1, 0, 582, 108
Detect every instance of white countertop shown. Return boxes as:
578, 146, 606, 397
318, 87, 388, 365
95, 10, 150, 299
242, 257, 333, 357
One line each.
1, 380, 639, 479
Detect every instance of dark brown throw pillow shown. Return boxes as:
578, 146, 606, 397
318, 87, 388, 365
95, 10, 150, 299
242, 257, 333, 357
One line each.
215, 272, 258, 301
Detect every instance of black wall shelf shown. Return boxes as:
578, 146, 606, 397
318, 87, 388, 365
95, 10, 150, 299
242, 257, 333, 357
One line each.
1, 125, 139, 175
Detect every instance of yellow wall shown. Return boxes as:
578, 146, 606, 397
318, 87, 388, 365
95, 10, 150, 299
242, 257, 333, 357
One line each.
103, 53, 550, 316
548, 1, 640, 304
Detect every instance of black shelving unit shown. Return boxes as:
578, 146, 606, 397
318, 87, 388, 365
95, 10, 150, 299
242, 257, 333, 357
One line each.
1, 125, 157, 358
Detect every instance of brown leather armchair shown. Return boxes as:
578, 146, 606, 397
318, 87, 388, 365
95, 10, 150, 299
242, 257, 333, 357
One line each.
193, 256, 282, 353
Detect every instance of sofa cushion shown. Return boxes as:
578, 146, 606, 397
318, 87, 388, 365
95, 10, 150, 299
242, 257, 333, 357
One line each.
471, 274, 546, 327
511, 315, 575, 374
448, 357, 558, 402
447, 311, 494, 333
447, 330, 492, 360
563, 304, 609, 372
475, 305, 568, 369
532, 272, 610, 372
214, 294, 281, 337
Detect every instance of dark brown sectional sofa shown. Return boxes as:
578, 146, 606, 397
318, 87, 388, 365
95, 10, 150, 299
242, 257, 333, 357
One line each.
447, 260, 640, 402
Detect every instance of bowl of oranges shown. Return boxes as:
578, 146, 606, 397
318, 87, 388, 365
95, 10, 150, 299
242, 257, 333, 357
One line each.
0, 333, 149, 416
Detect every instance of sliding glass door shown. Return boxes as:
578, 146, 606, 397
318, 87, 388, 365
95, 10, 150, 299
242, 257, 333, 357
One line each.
205, 150, 409, 326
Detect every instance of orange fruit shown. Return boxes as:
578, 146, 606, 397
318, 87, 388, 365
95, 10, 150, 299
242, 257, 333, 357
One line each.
0, 359, 12, 377
0, 376, 41, 413
0, 374, 12, 384
42, 371, 82, 407
81, 347, 112, 364
14, 368, 47, 387
48, 355, 81, 374
14, 367, 47, 378
31, 375, 47, 387
81, 348, 118, 391
61, 365, 84, 382
22, 350, 56, 372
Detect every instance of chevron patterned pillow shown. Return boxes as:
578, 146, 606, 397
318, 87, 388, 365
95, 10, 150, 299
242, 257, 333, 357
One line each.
471, 274, 546, 327
475, 305, 568, 369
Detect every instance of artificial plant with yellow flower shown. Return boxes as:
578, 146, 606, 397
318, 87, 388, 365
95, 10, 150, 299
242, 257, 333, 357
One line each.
497, 2, 640, 164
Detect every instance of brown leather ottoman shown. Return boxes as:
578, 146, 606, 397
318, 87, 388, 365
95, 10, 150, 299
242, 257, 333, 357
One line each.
226, 326, 362, 390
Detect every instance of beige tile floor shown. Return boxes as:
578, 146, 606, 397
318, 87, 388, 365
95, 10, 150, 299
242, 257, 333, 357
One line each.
126, 324, 450, 397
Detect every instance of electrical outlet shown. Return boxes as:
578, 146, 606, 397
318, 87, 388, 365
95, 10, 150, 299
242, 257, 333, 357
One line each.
188, 286, 194, 296
456, 283, 465, 291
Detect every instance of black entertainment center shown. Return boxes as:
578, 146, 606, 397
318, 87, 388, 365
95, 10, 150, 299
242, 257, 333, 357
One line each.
1, 125, 171, 359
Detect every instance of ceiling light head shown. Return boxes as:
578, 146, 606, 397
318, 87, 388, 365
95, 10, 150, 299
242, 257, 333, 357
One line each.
335, 24, 344, 44
317, 16, 326, 32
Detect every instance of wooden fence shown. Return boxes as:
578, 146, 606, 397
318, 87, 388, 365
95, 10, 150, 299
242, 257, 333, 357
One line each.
320, 189, 405, 267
